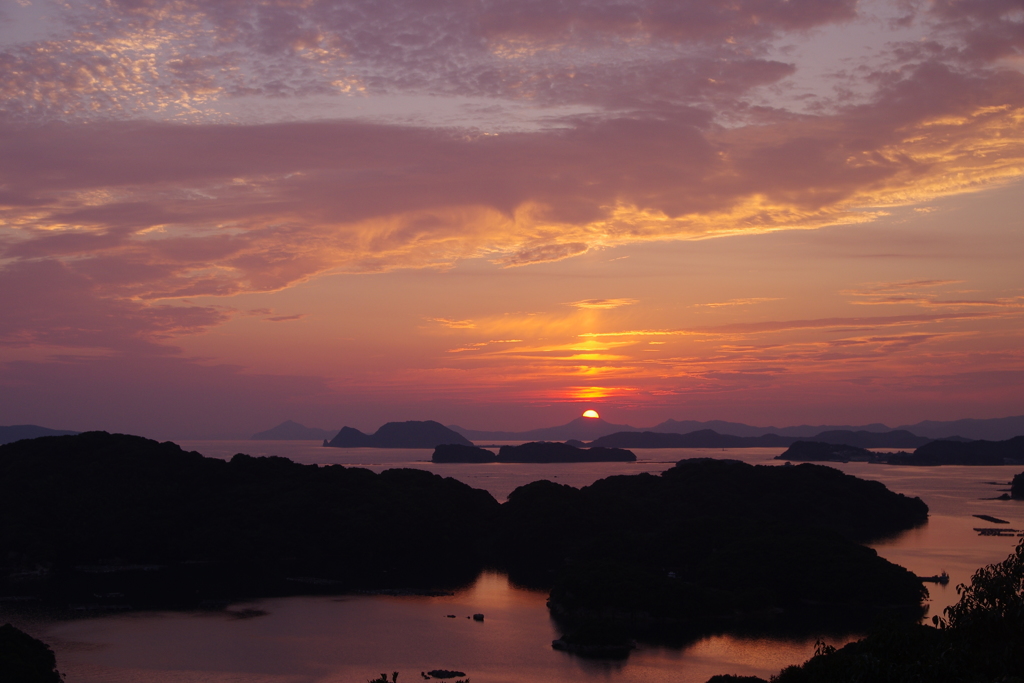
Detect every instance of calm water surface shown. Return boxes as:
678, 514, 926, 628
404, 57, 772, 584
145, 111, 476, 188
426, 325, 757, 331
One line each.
7, 442, 1023, 683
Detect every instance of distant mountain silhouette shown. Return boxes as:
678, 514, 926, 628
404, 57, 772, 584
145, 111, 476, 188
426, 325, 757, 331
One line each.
896, 415, 1024, 441
648, 419, 894, 438
810, 430, 936, 449
0, 425, 78, 446
452, 414, 1024, 443
900, 437, 1024, 466
450, 418, 932, 442
252, 420, 337, 440
326, 420, 472, 448
586, 428, 946, 449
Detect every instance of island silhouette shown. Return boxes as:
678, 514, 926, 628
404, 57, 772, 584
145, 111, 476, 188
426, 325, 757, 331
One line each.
325, 420, 472, 448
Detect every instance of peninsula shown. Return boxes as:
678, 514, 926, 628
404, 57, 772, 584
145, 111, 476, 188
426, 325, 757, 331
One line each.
777, 435, 1024, 465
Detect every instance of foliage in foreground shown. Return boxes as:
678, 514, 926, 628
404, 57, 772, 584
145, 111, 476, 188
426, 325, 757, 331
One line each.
0, 432, 501, 606
368, 673, 469, 683
0, 623, 63, 683
711, 538, 1024, 683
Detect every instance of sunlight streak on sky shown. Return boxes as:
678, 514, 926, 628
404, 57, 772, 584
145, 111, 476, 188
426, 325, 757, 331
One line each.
1, 0, 1022, 437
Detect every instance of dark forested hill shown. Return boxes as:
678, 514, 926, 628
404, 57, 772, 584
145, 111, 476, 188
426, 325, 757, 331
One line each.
0, 432, 499, 606
496, 459, 929, 640
904, 436, 1024, 465
0, 434, 930, 645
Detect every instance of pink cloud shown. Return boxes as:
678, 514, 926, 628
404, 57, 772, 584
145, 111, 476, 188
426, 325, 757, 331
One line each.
0, 0, 1022, 436
0, 259, 229, 353
0, 52, 1020, 344
928, 0, 1024, 63
0, 0, 860, 121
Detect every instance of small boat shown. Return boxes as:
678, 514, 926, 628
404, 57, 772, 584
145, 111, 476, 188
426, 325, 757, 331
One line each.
919, 571, 949, 584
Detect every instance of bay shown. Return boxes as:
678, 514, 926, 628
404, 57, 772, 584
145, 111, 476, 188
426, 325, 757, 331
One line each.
6, 442, 1023, 682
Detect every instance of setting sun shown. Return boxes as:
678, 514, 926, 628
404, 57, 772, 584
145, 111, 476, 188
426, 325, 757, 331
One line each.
582, 410, 600, 419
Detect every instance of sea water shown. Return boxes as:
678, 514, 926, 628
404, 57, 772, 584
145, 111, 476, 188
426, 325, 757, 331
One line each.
5, 443, 1023, 683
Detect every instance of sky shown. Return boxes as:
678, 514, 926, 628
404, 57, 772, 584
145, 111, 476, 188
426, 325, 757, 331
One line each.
1, 0, 1022, 439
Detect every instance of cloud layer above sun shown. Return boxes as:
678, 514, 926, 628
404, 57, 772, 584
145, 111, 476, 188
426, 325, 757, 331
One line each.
1, 0, 1023, 434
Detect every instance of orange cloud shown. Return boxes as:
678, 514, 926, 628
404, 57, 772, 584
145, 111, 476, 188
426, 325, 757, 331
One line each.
567, 298, 639, 309
695, 298, 781, 308
1, 0, 1023, 435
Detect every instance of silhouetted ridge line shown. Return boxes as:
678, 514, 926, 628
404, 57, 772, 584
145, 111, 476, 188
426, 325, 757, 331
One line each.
450, 414, 1024, 442
906, 436, 1024, 465
0, 431, 498, 608
585, 428, 944, 449
896, 415, 1024, 441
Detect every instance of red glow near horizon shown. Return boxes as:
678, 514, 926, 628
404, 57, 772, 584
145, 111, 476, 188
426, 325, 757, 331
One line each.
0, 0, 1022, 439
